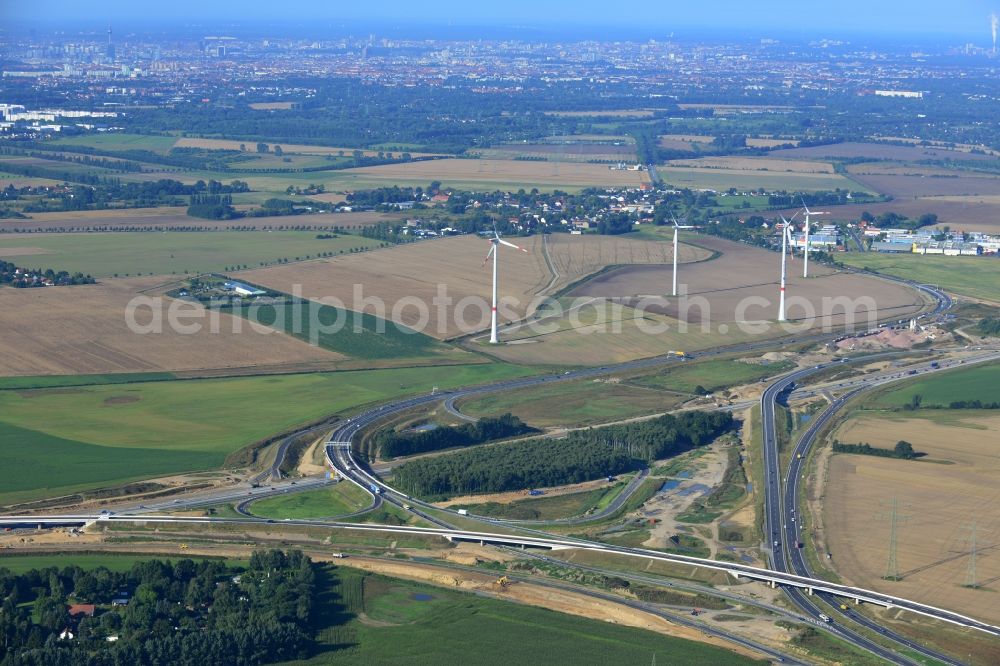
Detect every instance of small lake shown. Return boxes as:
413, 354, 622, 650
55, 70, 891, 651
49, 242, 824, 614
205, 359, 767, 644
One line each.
410, 593, 435, 601
410, 423, 439, 432
659, 480, 682, 493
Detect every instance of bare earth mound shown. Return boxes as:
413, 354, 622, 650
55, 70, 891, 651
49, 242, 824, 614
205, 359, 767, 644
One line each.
0, 277, 338, 376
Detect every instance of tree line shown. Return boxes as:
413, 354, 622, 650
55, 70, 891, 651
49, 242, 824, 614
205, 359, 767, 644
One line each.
0, 549, 324, 666
393, 411, 733, 497
375, 413, 535, 459
832, 439, 919, 459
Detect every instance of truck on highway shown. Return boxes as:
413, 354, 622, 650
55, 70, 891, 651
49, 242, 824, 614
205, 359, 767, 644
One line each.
457, 509, 468, 515
818, 613, 832, 623
368, 483, 381, 495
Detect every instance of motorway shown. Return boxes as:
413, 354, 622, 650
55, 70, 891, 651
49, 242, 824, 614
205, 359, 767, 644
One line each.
760, 351, 1000, 665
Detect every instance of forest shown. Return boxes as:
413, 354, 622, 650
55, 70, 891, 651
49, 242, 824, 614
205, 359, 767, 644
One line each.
393, 411, 734, 496
374, 413, 535, 458
0, 550, 321, 666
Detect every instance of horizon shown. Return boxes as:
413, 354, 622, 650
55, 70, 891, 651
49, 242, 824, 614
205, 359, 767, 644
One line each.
2, 0, 999, 43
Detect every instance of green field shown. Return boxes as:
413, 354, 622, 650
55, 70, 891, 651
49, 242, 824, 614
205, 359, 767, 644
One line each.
870, 362, 1000, 408
453, 482, 626, 521
631, 358, 796, 394
839, 252, 1000, 303
0, 232, 382, 277
50, 133, 180, 154
0, 371, 177, 390
0, 553, 245, 574
458, 378, 686, 427
288, 568, 762, 666
229, 298, 451, 360
0, 363, 537, 506
249, 481, 371, 519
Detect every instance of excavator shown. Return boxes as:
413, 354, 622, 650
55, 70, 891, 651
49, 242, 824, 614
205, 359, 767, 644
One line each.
493, 576, 510, 592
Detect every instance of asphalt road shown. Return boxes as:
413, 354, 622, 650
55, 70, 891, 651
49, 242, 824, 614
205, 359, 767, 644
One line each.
760, 352, 1000, 665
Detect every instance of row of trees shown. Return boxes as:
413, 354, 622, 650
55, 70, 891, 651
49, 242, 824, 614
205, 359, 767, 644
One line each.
0, 550, 321, 666
832, 439, 919, 459
393, 411, 733, 497
375, 413, 535, 459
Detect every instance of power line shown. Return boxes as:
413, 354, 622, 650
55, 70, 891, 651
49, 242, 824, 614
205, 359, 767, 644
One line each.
877, 496, 910, 581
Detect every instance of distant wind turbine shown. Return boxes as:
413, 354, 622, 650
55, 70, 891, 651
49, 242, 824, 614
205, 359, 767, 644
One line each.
483, 225, 528, 344
799, 198, 827, 278
670, 213, 695, 297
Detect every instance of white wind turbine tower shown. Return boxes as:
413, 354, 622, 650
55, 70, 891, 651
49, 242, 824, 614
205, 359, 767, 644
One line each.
799, 198, 827, 278
670, 213, 695, 297
483, 225, 528, 344
778, 216, 792, 322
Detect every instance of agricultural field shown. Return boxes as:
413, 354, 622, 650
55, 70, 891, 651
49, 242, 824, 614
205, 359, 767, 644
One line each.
544, 109, 657, 117
172, 137, 442, 158
50, 133, 180, 154
848, 171, 1000, 199
240, 233, 707, 340
869, 363, 1000, 408
655, 165, 861, 193
838, 252, 1000, 303
227, 298, 465, 361
0, 276, 338, 376
768, 142, 998, 164
474, 141, 636, 162
0, 363, 536, 506
249, 481, 371, 519
457, 377, 687, 427
823, 408, 1000, 625
665, 156, 835, 174
296, 569, 761, 666
327, 158, 651, 191
770, 196, 1000, 233
568, 235, 928, 331
0, 231, 382, 277
2, 209, 400, 232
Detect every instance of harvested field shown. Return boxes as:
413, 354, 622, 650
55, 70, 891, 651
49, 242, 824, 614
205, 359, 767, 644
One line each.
475, 142, 636, 162
0, 276, 338, 376
334, 158, 651, 189
677, 103, 796, 113
544, 109, 656, 117
770, 196, 1000, 232
825, 410, 1000, 625
568, 235, 928, 328
0, 231, 381, 277
655, 166, 857, 192
171, 137, 442, 158
746, 138, 799, 148
1, 209, 399, 232
665, 156, 835, 174
248, 101, 295, 110
849, 172, 1000, 198
239, 234, 706, 340
769, 141, 996, 163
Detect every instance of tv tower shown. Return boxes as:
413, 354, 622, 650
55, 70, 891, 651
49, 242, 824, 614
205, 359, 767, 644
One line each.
106, 24, 115, 61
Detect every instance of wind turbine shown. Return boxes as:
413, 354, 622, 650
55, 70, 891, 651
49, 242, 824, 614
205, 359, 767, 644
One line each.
483, 225, 528, 344
799, 198, 827, 278
778, 216, 792, 322
670, 213, 695, 297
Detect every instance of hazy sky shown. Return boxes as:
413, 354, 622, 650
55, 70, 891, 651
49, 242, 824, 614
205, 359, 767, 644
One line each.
4, 0, 999, 39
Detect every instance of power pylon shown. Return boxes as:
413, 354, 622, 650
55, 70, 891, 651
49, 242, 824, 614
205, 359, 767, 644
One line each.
964, 523, 979, 589
877, 497, 909, 581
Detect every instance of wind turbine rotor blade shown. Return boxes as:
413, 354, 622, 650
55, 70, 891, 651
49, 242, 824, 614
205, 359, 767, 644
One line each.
482, 244, 495, 266
498, 239, 528, 252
